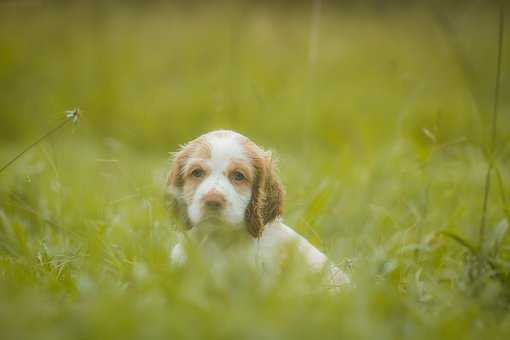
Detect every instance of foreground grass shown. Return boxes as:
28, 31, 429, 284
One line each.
1, 1, 510, 339
0, 135, 509, 340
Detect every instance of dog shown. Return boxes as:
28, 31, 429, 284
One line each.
166, 130, 349, 287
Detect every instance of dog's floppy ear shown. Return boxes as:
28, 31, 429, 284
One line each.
245, 150, 284, 238
166, 144, 193, 229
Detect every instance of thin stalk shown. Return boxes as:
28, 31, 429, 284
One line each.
479, 4, 504, 251
303, 0, 322, 141
0, 119, 70, 174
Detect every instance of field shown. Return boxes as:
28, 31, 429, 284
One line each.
1, 1, 510, 339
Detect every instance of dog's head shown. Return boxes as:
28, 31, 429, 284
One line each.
166, 130, 283, 238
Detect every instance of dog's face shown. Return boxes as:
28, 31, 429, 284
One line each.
166, 130, 283, 237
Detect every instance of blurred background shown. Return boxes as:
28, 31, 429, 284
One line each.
1, 1, 510, 339
1, 0, 508, 151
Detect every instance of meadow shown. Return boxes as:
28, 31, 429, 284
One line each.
1, 1, 510, 339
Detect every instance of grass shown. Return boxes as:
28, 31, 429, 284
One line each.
1, 1, 510, 339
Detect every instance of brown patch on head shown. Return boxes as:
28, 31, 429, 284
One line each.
166, 136, 211, 229
167, 137, 210, 186
242, 139, 284, 238
192, 139, 212, 159
226, 159, 254, 189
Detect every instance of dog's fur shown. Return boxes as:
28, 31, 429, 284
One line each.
166, 130, 349, 286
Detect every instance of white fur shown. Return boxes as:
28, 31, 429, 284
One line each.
186, 132, 251, 226
171, 220, 350, 287
169, 130, 350, 288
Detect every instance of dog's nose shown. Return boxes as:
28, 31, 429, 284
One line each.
202, 190, 226, 210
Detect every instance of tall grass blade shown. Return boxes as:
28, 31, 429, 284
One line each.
0, 119, 69, 174
479, 3, 505, 251
439, 231, 477, 254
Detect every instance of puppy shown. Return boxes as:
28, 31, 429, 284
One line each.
166, 130, 349, 287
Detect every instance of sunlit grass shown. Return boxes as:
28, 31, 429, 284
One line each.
0, 1, 509, 339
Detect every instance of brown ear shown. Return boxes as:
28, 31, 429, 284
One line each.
245, 151, 284, 238
165, 146, 193, 229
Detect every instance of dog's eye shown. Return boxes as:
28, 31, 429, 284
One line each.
191, 169, 205, 178
231, 171, 245, 182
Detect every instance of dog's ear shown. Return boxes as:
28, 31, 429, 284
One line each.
165, 145, 193, 229
245, 151, 284, 238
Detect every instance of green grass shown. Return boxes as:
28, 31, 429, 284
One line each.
1, 1, 510, 339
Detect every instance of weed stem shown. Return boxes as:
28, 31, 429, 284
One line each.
0, 119, 69, 174
479, 3, 505, 251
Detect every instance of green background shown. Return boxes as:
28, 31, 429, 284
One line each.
1, 1, 509, 339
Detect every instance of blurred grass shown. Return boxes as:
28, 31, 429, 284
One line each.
1, 1, 510, 339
